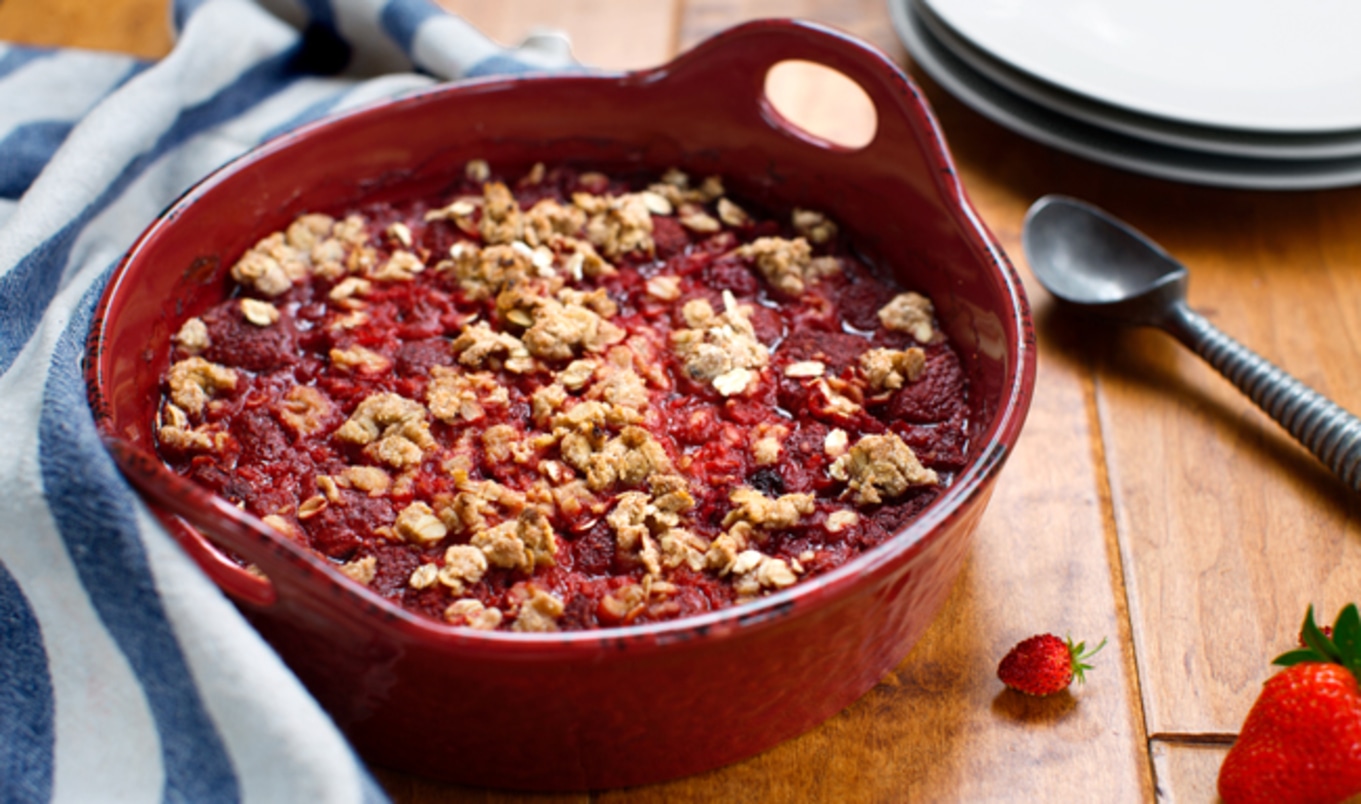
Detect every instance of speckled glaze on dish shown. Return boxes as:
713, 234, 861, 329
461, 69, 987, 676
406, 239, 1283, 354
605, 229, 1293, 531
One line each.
86, 19, 1036, 790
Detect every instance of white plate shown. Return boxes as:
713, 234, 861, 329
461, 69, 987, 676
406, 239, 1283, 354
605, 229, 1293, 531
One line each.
888, 0, 1361, 190
914, 0, 1361, 161
920, 0, 1361, 134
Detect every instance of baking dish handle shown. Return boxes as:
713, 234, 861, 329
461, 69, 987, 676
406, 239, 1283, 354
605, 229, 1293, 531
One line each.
102, 434, 340, 609
643, 18, 938, 160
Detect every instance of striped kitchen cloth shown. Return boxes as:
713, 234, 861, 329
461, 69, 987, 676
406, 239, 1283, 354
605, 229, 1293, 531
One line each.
0, 1, 573, 800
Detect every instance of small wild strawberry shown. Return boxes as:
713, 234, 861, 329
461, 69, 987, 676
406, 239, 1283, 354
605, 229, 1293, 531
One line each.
997, 633, 1106, 696
1218, 604, 1361, 804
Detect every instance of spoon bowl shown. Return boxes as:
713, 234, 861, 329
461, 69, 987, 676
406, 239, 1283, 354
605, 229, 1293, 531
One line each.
1023, 195, 1188, 327
1023, 194, 1361, 492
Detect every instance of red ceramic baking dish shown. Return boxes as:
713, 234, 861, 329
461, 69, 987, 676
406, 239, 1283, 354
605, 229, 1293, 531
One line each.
86, 18, 1035, 790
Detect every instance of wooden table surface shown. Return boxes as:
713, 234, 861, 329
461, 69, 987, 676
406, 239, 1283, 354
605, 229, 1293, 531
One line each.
7, 0, 1361, 801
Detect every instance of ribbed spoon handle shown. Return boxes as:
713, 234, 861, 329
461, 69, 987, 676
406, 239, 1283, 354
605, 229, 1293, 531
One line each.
1166, 305, 1361, 492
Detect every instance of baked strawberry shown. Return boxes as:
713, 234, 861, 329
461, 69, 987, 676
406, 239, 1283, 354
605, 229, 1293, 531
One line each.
997, 633, 1105, 696
1218, 604, 1361, 804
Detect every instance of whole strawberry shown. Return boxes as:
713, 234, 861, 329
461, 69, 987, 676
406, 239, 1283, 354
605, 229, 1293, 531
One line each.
1218, 604, 1361, 804
997, 633, 1105, 696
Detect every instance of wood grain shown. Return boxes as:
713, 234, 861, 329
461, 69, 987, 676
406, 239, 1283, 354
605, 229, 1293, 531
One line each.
14, 0, 1361, 799
677, 0, 903, 56
438, 0, 681, 71
1151, 740, 1230, 803
1079, 193, 1361, 736
0, 0, 172, 58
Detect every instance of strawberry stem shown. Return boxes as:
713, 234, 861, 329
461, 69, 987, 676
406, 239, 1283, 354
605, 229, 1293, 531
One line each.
1067, 635, 1107, 685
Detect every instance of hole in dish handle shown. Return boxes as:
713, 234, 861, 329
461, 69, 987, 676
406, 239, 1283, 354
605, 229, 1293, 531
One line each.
101, 435, 323, 608
651, 18, 929, 156
764, 60, 877, 150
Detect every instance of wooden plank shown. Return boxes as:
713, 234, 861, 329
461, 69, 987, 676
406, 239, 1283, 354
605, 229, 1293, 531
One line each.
438, 0, 681, 71
0, 0, 172, 58
1087, 192, 1361, 735
1150, 740, 1229, 804
1153, 739, 1361, 803
898, 40, 1361, 738
898, 25, 1361, 766
599, 554, 1150, 801
677, 0, 903, 55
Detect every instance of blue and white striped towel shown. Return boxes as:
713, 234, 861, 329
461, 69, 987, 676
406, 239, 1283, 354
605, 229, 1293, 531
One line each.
0, 1, 573, 800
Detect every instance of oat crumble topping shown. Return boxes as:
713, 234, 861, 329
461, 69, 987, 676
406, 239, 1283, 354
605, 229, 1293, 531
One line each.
339, 555, 377, 585
877, 292, 936, 343
791, 208, 838, 244
156, 161, 968, 631
157, 401, 225, 452
510, 587, 565, 632
860, 347, 926, 393
174, 318, 210, 353
167, 357, 237, 416
829, 432, 939, 506
671, 291, 769, 396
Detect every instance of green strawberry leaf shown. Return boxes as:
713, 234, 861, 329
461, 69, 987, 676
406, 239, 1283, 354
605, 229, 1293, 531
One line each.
1301, 605, 1344, 664
1332, 603, 1360, 681
1273, 647, 1321, 667
1332, 604, 1359, 658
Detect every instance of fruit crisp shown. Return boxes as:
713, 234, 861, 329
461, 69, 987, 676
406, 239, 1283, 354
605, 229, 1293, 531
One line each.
156, 161, 973, 632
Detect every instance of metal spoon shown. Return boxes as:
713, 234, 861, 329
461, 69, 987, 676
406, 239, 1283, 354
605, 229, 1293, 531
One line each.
1023, 194, 1361, 492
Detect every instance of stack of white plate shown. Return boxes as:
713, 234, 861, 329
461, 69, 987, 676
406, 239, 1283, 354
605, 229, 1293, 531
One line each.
888, 0, 1361, 190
